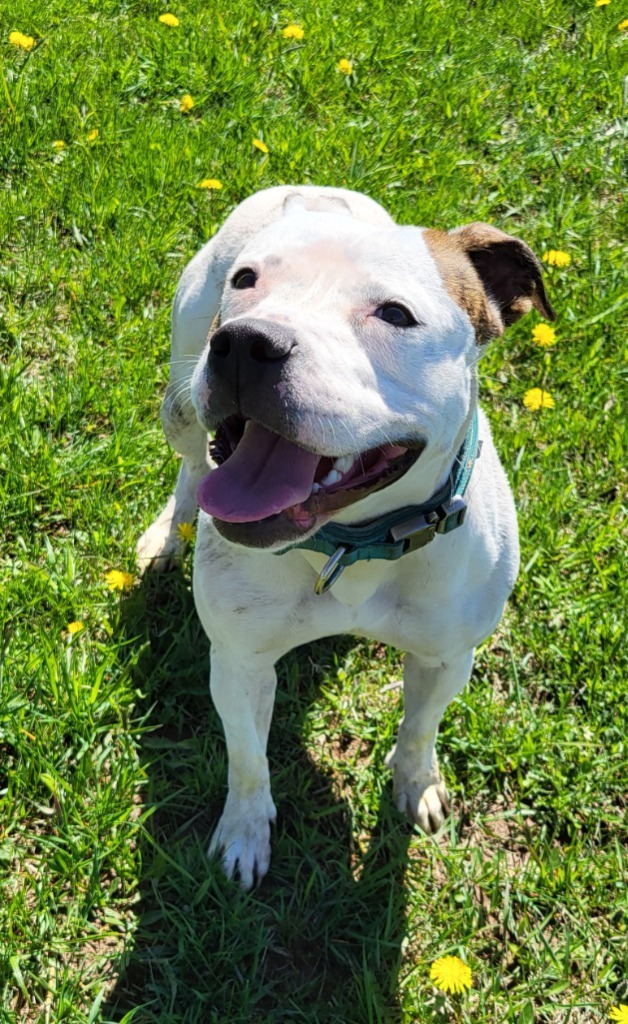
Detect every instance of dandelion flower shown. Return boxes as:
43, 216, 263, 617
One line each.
281, 24, 304, 40
595, 0, 611, 6
610, 1007, 628, 1024
177, 521, 196, 543
158, 13, 179, 26
531, 323, 557, 347
543, 249, 571, 268
619, 17, 628, 28
66, 621, 84, 635
180, 93, 194, 112
337, 58, 353, 74
523, 387, 555, 411
52, 140, 65, 150
252, 138, 269, 154
429, 956, 473, 995
198, 178, 222, 189
87, 129, 99, 142
105, 569, 135, 592
9, 31, 36, 50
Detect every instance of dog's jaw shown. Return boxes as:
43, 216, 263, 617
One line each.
198, 416, 425, 549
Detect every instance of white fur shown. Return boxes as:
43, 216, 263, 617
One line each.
137, 185, 520, 889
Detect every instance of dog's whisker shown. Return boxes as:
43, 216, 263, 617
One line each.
168, 379, 193, 405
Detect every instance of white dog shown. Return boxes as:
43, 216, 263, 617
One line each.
137, 185, 553, 889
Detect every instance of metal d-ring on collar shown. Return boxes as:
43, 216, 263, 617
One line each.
287, 411, 481, 595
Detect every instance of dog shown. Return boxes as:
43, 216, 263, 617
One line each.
137, 185, 554, 889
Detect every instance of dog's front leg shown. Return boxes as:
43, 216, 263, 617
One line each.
386, 650, 474, 834
136, 385, 209, 572
208, 647, 278, 890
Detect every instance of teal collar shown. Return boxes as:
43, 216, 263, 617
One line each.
284, 410, 480, 594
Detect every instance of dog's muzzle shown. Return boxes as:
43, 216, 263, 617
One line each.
197, 319, 424, 549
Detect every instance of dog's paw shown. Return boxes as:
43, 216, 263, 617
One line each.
387, 753, 450, 831
136, 512, 183, 574
400, 779, 450, 834
392, 774, 450, 835
208, 796, 277, 890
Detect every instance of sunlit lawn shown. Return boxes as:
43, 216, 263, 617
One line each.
1, 1, 626, 1021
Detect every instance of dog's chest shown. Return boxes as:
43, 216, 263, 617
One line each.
293, 549, 455, 655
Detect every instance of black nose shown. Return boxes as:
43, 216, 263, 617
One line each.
210, 318, 296, 364
207, 318, 297, 408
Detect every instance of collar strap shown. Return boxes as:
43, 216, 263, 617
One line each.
284, 410, 480, 594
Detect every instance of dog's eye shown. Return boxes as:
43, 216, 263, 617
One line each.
232, 268, 257, 290
374, 303, 416, 327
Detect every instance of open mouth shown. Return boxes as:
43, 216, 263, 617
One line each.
197, 416, 423, 546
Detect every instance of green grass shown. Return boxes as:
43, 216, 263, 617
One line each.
0, 0, 626, 1021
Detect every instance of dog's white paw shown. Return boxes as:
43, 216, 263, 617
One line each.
136, 525, 183, 573
208, 795, 277, 890
387, 747, 450, 834
136, 507, 183, 574
393, 775, 450, 834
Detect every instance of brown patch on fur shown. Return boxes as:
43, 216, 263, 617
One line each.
452, 222, 555, 326
425, 223, 555, 342
424, 228, 503, 342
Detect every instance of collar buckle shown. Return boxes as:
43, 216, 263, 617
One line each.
390, 495, 468, 550
436, 495, 468, 534
390, 511, 438, 550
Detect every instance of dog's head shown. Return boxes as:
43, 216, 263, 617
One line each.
191, 205, 553, 549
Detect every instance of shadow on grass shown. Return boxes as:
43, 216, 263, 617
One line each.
102, 567, 413, 1024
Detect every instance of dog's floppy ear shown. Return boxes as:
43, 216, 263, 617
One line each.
450, 222, 555, 329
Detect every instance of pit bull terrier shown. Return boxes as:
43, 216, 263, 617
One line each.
137, 185, 554, 889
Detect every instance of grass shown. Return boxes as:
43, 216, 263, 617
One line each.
0, 0, 626, 1021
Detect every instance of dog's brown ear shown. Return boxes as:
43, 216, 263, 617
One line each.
450, 222, 555, 328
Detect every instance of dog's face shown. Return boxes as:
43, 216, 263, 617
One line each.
191, 208, 553, 549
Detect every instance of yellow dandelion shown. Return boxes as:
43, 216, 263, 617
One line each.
52, 140, 65, 150
523, 387, 555, 411
281, 24, 304, 40
198, 178, 222, 189
252, 138, 269, 154
180, 93, 195, 113
177, 521, 196, 543
66, 621, 84, 635
337, 58, 353, 74
429, 956, 473, 995
595, 0, 611, 5
543, 249, 571, 268
158, 13, 179, 26
531, 323, 557, 347
619, 17, 628, 28
86, 129, 99, 142
610, 1007, 628, 1024
9, 31, 36, 51
105, 569, 135, 592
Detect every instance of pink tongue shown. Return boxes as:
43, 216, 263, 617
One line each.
197, 422, 321, 522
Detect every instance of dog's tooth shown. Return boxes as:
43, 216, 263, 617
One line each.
321, 469, 342, 487
311, 482, 321, 494
332, 454, 354, 475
